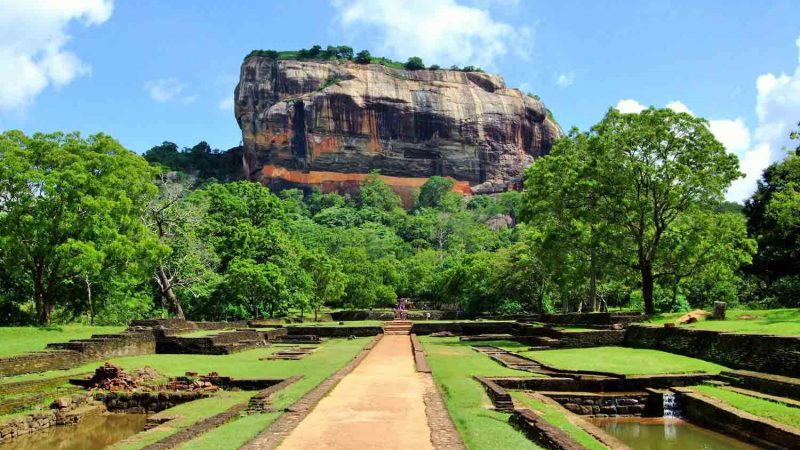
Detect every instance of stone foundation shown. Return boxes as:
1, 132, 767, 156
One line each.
541, 391, 649, 416
411, 321, 515, 336
0, 393, 100, 443
677, 388, 800, 450
96, 391, 209, 413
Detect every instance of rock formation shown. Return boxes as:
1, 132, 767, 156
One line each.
234, 56, 561, 203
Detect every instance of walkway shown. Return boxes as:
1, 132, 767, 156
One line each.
277, 334, 435, 450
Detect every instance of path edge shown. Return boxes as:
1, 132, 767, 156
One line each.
413, 333, 467, 450
239, 333, 384, 450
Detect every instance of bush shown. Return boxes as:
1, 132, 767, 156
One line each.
355, 50, 371, 64
308, 45, 322, 58
404, 56, 425, 70
429, 64, 441, 70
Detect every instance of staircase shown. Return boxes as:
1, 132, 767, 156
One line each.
383, 320, 412, 335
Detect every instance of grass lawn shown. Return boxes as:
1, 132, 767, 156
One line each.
0, 325, 125, 357
521, 347, 726, 375
511, 392, 606, 450
692, 385, 800, 429
121, 337, 371, 450
2, 337, 370, 450
649, 308, 800, 336
420, 336, 540, 450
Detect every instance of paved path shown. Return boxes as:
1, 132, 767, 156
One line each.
277, 334, 435, 450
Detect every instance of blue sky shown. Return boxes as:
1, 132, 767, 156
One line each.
1, 0, 799, 201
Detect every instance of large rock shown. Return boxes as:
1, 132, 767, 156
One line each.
234, 57, 561, 203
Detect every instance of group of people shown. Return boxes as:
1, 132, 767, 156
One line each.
395, 298, 431, 320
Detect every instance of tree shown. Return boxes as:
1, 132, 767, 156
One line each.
355, 50, 371, 64
336, 45, 354, 60
308, 45, 322, 58
743, 123, 800, 306
416, 176, 457, 211
521, 128, 622, 312
591, 108, 741, 314
359, 171, 402, 211
404, 56, 425, 70
221, 258, 285, 319
144, 174, 219, 319
304, 252, 346, 321
0, 131, 160, 324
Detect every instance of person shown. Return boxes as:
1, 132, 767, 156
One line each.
425, 312, 431, 321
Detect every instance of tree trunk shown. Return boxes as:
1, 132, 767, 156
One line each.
641, 262, 655, 315
588, 248, 598, 313
85, 275, 94, 325
156, 266, 184, 319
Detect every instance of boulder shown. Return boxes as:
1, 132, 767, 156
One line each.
235, 57, 561, 205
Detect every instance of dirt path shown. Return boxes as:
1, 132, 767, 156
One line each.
277, 334, 435, 450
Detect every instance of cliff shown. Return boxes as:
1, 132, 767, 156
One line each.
234, 56, 561, 202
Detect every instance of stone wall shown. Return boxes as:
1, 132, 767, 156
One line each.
0, 351, 84, 377
411, 321, 515, 336
491, 373, 715, 392
285, 326, 382, 337
0, 331, 156, 378
623, 325, 800, 377
678, 389, 800, 450
0, 393, 99, 443
96, 391, 208, 413
522, 312, 646, 326
542, 392, 648, 416
331, 310, 470, 321
509, 409, 588, 450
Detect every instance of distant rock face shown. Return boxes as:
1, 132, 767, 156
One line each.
234, 57, 560, 200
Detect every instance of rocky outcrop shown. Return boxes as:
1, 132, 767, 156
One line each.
235, 57, 561, 200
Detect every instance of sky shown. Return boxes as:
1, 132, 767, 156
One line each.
1, 0, 799, 202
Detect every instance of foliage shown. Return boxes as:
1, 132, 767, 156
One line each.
743, 129, 800, 307
144, 141, 242, 182
0, 131, 161, 324
404, 56, 425, 70
522, 109, 748, 314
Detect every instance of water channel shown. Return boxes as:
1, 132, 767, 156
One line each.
592, 417, 761, 450
0, 413, 147, 450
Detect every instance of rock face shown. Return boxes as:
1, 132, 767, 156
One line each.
235, 57, 561, 201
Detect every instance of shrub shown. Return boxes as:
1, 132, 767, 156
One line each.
355, 50, 371, 64
404, 56, 425, 70
308, 45, 322, 58
429, 64, 441, 70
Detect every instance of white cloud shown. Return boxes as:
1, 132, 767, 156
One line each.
708, 119, 750, 154
0, 0, 113, 111
612, 37, 800, 202
144, 78, 195, 103
666, 100, 693, 115
217, 96, 233, 112
615, 99, 646, 114
556, 71, 574, 87
331, 0, 532, 69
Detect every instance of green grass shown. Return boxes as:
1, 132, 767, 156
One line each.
111, 391, 254, 450
521, 347, 726, 375
112, 337, 371, 450
420, 336, 540, 450
0, 325, 125, 357
511, 392, 606, 450
648, 308, 800, 336
692, 385, 800, 429
1, 338, 370, 449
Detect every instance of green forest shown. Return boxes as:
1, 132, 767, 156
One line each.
1, 108, 798, 325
